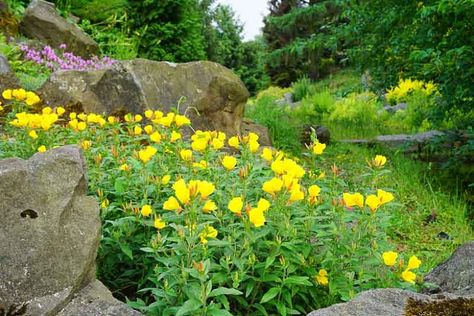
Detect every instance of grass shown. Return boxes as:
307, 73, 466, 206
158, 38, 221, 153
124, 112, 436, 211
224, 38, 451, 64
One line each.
319, 143, 473, 271
247, 70, 473, 273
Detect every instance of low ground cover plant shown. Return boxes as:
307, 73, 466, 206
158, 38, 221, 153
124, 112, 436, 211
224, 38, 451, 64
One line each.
0, 88, 441, 315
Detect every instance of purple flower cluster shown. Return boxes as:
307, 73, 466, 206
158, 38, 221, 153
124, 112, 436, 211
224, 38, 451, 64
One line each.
20, 44, 115, 71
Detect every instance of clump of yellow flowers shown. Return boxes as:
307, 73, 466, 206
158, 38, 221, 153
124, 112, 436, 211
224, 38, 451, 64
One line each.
386, 78, 440, 104
1, 87, 413, 314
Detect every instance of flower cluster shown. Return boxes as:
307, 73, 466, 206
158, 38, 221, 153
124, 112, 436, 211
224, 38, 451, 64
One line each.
10, 106, 64, 131
386, 78, 440, 104
2, 88, 40, 106
343, 189, 394, 213
20, 44, 115, 71
382, 252, 422, 284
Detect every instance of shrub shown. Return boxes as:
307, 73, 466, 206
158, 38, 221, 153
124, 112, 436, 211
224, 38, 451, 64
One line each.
292, 76, 313, 102
0, 87, 426, 315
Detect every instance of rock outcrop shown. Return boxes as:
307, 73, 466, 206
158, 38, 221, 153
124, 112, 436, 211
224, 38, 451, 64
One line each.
307, 242, 474, 315
19, 0, 99, 58
39, 59, 250, 138
0, 54, 20, 97
0, 145, 140, 315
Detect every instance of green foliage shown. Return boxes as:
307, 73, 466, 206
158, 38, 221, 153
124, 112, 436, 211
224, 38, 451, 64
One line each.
245, 95, 301, 154
263, 1, 347, 86
79, 14, 139, 60
291, 76, 313, 102
347, 0, 474, 129
0, 34, 50, 89
127, 0, 207, 62
235, 39, 271, 95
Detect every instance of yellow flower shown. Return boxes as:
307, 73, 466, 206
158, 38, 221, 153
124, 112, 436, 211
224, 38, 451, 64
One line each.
173, 179, 190, 205
25, 91, 40, 106
144, 125, 154, 134
382, 251, 398, 266
192, 138, 208, 151
180, 149, 193, 161
77, 121, 87, 131
249, 207, 265, 227
150, 131, 162, 143
312, 141, 326, 155
77, 113, 87, 121
407, 255, 421, 270
377, 189, 394, 205
343, 192, 364, 208
53, 107, 65, 116
373, 155, 387, 167
12, 88, 26, 100
289, 185, 305, 202
133, 125, 143, 135
0, 105, 3, 112
261, 148, 273, 161
308, 185, 321, 197
134, 114, 143, 122
119, 164, 130, 172
228, 136, 239, 148
154, 217, 166, 229
197, 180, 215, 199
170, 131, 182, 142
262, 177, 283, 195
140, 204, 153, 217
161, 175, 171, 185
42, 107, 52, 115
257, 198, 270, 212
316, 269, 329, 286
401, 269, 416, 284
199, 225, 218, 244
28, 130, 38, 139
81, 140, 91, 150
144, 110, 154, 119
248, 140, 260, 153
107, 116, 116, 124
174, 114, 191, 127
211, 138, 224, 150
2, 89, 13, 100
163, 196, 181, 211
69, 112, 77, 120
203, 200, 217, 213
228, 197, 243, 215
222, 155, 237, 171
193, 160, 208, 170
365, 194, 381, 212
138, 146, 157, 163
37, 145, 46, 153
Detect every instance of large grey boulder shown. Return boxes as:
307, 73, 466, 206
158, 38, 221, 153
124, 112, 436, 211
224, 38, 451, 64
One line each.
39, 59, 251, 138
19, 0, 99, 58
0, 54, 20, 97
423, 242, 474, 295
0, 146, 140, 315
307, 289, 473, 316
0, 54, 11, 74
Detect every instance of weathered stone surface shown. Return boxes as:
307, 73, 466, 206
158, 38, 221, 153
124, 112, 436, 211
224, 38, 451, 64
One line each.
423, 242, 474, 295
39, 59, 250, 137
57, 280, 142, 316
241, 118, 272, 147
0, 145, 140, 315
342, 130, 445, 153
0, 54, 11, 74
383, 102, 407, 113
0, 145, 100, 313
19, 0, 99, 58
307, 289, 473, 316
301, 124, 331, 146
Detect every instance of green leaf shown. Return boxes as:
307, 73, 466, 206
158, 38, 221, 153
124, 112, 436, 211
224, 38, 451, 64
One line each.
207, 308, 233, 316
260, 287, 280, 304
176, 298, 202, 316
119, 243, 133, 260
275, 301, 287, 316
208, 287, 243, 297
283, 276, 312, 286
114, 178, 126, 193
